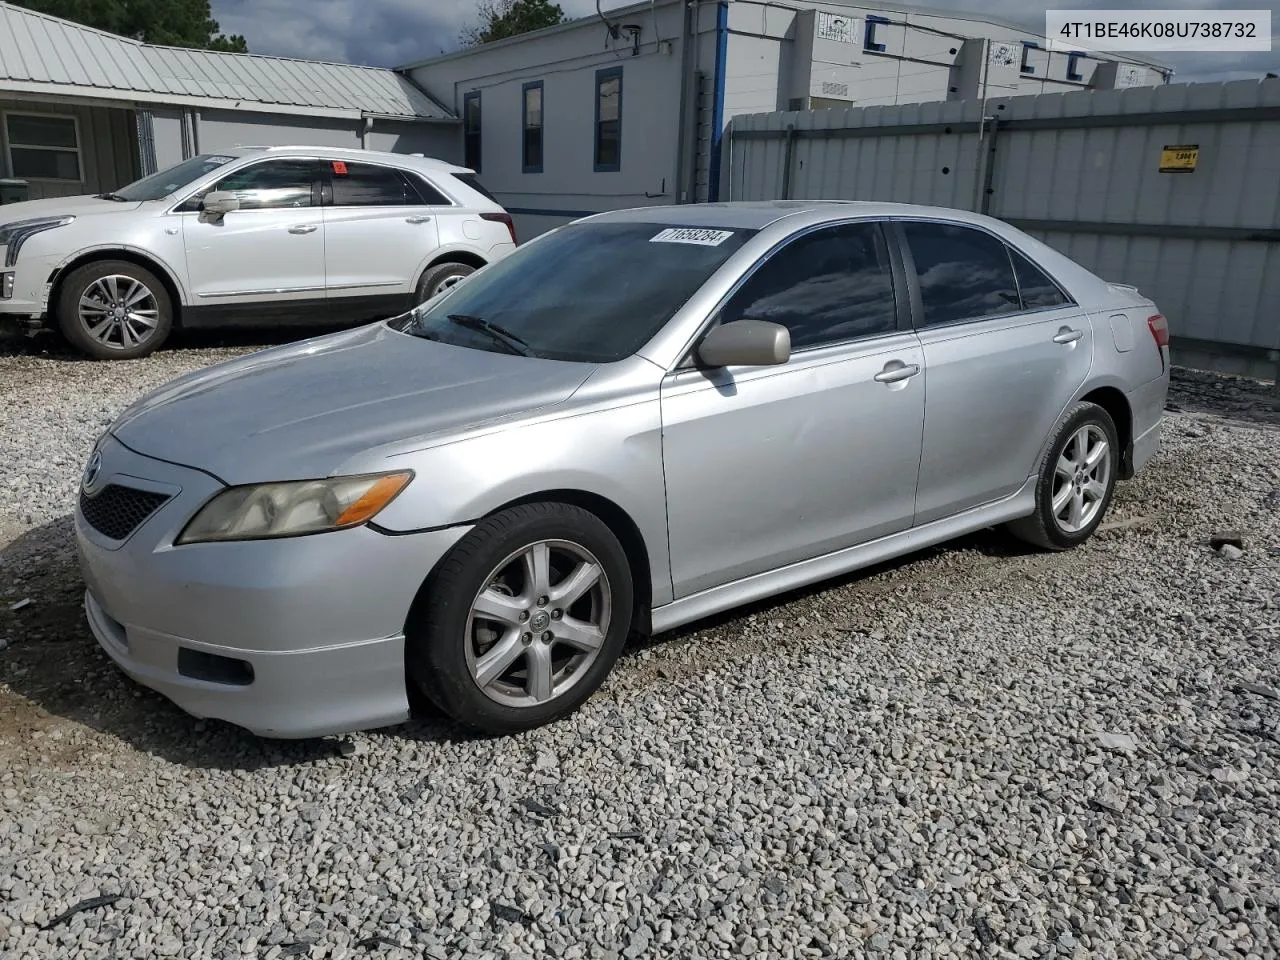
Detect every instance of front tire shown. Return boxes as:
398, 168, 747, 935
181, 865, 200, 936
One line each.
1006, 401, 1119, 551
56, 260, 173, 360
407, 503, 633, 734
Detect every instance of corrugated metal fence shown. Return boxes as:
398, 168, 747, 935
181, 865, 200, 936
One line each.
723, 79, 1280, 376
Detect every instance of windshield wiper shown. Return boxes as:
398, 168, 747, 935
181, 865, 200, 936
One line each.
446, 314, 532, 357
96, 192, 129, 202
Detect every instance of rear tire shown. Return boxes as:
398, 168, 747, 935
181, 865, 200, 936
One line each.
56, 260, 173, 360
1006, 401, 1119, 551
407, 503, 633, 735
415, 261, 476, 305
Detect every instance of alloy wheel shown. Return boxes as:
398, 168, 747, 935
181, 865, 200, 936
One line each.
78, 275, 160, 351
1052, 424, 1111, 534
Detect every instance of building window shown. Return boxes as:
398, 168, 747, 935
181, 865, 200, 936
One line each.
5, 113, 81, 181
594, 67, 622, 173
522, 80, 544, 173
863, 15, 888, 52
463, 91, 481, 173
1020, 41, 1038, 75
1066, 51, 1086, 82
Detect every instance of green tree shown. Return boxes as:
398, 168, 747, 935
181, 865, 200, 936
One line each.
14, 0, 248, 52
461, 0, 566, 46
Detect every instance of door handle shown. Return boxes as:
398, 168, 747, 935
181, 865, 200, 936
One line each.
288, 224, 318, 235
873, 361, 920, 384
405, 215, 432, 224
1053, 327, 1084, 344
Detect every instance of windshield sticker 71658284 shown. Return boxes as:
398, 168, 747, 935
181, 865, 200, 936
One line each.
649, 228, 735, 246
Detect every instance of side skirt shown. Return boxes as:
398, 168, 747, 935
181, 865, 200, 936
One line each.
649, 476, 1038, 634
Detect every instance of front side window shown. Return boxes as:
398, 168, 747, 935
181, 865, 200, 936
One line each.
328, 160, 419, 206
594, 68, 622, 172
463, 91, 482, 172
5, 113, 81, 181
523, 80, 544, 173
396, 221, 755, 362
718, 222, 898, 349
209, 159, 318, 210
117, 154, 237, 202
901, 221, 1020, 327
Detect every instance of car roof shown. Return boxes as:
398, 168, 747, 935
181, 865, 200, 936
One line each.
211, 145, 471, 176
582, 200, 1009, 231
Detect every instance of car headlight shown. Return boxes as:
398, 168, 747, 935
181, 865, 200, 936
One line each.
0, 216, 75, 267
176, 471, 413, 544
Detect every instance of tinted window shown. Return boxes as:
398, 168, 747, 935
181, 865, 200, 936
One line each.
453, 173, 497, 202
1011, 248, 1070, 309
211, 159, 316, 210
397, 222, 754, 363
329, 161, 418, 206
719, 222, 897, 349
405, 174, 450, 206
902, 222, 1020, 326
595, 68, 622, 171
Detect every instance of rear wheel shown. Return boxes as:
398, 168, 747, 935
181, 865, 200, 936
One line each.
415, 261, 475, 305
407, 503, 633, 734
1006, 401, 1118, 551
56, 260, 173, 360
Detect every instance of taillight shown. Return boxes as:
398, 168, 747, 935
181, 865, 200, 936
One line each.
481, 212, 517, 245
1147, 314, 1169, 348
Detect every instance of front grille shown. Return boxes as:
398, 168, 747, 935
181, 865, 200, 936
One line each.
80, 484, 171, 541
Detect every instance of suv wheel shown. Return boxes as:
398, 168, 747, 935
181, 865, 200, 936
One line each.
415, 262, 475, 305
56, 260, 173, 360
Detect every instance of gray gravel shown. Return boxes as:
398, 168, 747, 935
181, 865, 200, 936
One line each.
2, 329, 1279, 960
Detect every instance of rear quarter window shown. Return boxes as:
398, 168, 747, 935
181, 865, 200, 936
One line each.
452, 172, 498, 203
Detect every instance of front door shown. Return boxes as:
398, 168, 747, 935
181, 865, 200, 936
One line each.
179, 157, 327, 322
896, 220, 1096, 525
661, 220, 926, 599
320, 159, 442, 323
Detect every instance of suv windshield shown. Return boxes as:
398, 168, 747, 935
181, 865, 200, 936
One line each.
111, 154, 239, 202
395, 221, 756, 362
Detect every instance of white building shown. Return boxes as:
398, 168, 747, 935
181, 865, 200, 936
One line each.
407, 0, 1170, 239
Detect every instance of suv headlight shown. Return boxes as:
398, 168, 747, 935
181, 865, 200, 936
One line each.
0, 216, 75, 267
176, 471, 413, 544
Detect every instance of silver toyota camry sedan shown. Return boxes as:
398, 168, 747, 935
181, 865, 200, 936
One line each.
75, 201, 1171, 737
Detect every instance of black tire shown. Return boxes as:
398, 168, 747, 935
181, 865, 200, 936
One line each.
407, 502, 634, 734
415, 261, 476, 305
56, 260, 173, 360
1006, 401, 1119, 551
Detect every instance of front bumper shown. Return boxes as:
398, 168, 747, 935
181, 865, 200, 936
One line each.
75, 435, 471, 738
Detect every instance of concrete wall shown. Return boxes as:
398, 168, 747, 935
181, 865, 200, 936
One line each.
0, 97, 138, 199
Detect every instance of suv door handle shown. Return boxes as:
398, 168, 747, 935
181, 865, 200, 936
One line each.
1053, 327, 1084, 344
405, 215, 432, 224
873, 361, 920, 384
288, 224, 318, 235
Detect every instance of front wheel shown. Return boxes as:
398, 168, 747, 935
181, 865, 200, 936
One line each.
1006, 401, 1119, 551
56, 260, 173, 360
407, 503, 634, 734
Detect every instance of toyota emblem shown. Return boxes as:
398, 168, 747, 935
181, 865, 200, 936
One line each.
83, 451, 102, 490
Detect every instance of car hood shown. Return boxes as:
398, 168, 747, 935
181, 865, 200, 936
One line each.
0, 195, 144, 224
110, 323, 596, 485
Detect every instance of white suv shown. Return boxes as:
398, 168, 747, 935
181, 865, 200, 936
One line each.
0, 146, 516, 359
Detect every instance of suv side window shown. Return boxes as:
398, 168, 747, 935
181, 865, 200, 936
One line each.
207, 159, 318, 210
901, 221, 1020, 327
717, 221, 898, 350
1010, 248, 1071, 309
329, 160, 424, 207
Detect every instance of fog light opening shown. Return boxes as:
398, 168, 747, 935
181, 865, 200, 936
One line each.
177, 647, 254, 686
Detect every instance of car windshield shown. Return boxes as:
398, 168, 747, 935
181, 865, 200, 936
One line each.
111, 154, 240, 202
394, 221, 756, 362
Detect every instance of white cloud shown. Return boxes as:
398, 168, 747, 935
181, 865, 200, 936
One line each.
211, 0, 1278, 79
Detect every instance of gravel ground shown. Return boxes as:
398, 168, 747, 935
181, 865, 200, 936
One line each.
1, 328, 1278, 960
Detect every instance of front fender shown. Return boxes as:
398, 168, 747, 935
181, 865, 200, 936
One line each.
49, 243, 191, 305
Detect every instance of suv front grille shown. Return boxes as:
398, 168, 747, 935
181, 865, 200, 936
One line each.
80, 484, 171, 541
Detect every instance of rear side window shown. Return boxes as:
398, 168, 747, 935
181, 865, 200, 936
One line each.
901, 222, 1020, 327
404, 173, 451, 206
452, 172, 497, 203
327, 161, 421, 206
1010, 248, 1071, 309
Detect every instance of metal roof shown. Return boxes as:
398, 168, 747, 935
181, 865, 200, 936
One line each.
0, 2, 454, 121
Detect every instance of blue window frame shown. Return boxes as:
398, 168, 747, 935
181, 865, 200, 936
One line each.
864, 15, 888, 52
1066, 51, 1086, 82
594, 66, 622, 173
522, 80, 544, 173
1020, 41, 1038, 75
463, 91, 482, 173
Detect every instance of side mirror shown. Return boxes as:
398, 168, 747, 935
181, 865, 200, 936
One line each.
697, 319, 791, 368
201, 191, 240, 216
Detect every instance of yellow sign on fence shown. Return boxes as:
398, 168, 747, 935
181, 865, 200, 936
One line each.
1159, 144, 1199, 173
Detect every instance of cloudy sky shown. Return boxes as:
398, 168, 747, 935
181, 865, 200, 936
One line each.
210, 0, 1277, 80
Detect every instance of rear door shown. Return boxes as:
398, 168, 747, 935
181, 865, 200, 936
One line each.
320, 159, 442, 323
894, 219, 1094, 525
